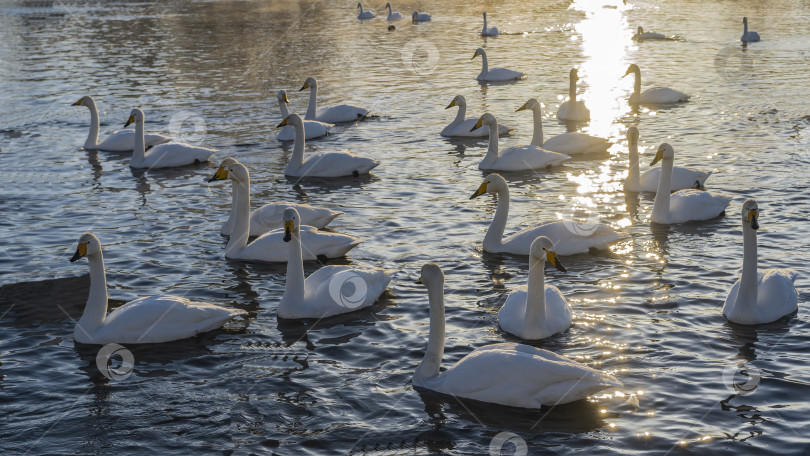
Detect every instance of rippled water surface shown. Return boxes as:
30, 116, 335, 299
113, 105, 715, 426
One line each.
2, 0, 810, 454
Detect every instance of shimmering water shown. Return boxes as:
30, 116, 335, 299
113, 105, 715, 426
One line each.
2, 0, 810, 454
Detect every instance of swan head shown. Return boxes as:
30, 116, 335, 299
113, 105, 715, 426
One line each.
742, 199, 759, 230
472, 47, 486, 60
277, 90, 290, 104
71, 95, 94, 107
446, 95, 466, 110
412, 11, 418, 20
627, 126, 639, 143
570, 68, 579, 81
623, 64, 640, 77
70, 232, 101, 262
124, 108, 144, 128
470, 112, 496, 132
417, 263, 444, 287
299, 77, 317, 91
208, 157, 239, 182
743, 17, 748, 25
650, 143, 674, 166
637, 26, 644, 34
515, 98, 540, 112
277, 113, 304, 128
385, 2, 391, 7
530, 236, 567, 272
282, 207, 300, 242
483, 12, 487, 18
470, 173, 507, 199
209, 160, 248, 185
357, 2, 363, 9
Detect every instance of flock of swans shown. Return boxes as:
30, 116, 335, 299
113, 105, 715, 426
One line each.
61, 9, 799, 411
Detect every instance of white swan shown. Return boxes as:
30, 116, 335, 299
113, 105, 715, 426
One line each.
385, 2, 402, 20
69, 233, 245, 344
556, 69, 591, 122
624, 127, 711, 192
649, 144, 731, 225
472, 48, 523, 82
278, 208, 392, 319
498, 237, 572, 340
481, 12, 498, 36
72, 96, 170, 152
212, 157, 342, 236
723, 199, 799, 324
276, 90, 331, 141
470, 174, 623, 256
441, 95, 509, 138
125, 108, 214, 169
516, 98, 609, 156
279, 114, 379, 178
473, 113, 569, 171
209, 161, 360, 262
300, 78, 369, 124
623, 64, 689, 105
632, 26, 666, 41
741, 17, 760, 43
413, 263, 622, 408
357, 2, 375, 19
412, 10, 431, 22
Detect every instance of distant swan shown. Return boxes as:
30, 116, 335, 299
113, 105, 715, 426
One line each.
481, 12, 498, 36
412, 10, 431, 22
276, 90, 331, 141
413, 263, 622, 408
472, 48, 523, 82
623, 64, 689, 105
385, 2, 402, 20
72, 96, 170, 151
741, 17, 760, 43
632, 26, 666, 41
126, 108, 214, 169
472, 113, 570, 171
357, 2, 375, 19
624, 127, 710, 192
69, 233, 244, 344
300, 77, 369, 123
516, 98, 609, 155
556, 69, 590, 122
441, 95, 509, 138
723, 199, 798, 324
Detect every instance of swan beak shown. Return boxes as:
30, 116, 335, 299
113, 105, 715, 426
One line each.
748, 209, 759, 230
283, 220, 294, 242
622, 68, 631, 77
470, 118, 484, 132
416, 275, 423, 284
277, 117, 289, 128
515, 103, 527, 112
445, 99, 456, 109
282, 93, 290, 103
471, 52, 478, 60
650, 149, 663, 166
546, 250, 567, 272
124, 115, 135, 128
71, 99, 83, 106
470, 181, 488, 199
208, 167, 228, 182
299, 81, 309, 91
70, 242, 88, 263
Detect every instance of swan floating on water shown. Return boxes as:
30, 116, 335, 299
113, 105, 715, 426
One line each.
72, 96, 170, 151
413, 263, 622, 408
623, 64, 689, 105
741, 17, 760, 43
385, 2, 402, 20
517, 98, 609, 155
279, 113, 379, 178
213, 157, 342, 237
472, 48, 523, 82
276, 90, 331, 141
723, 199, 799, 324
209, 161, 360, 262
125, 108, 214, 169
632, 26, 667, 41
498, 237, 572, 340
357, 2, 375, 19
441, 95, 509, 138
473, 113, 569, 171
470, 174, 624, 256
278, 207, 392, 319
624, 127, 710, 192
556, 69, 591, 122
299, 77, 369, 124
481, 12, 498, 36
69, 233, 245, 344
649, 144, 731, 225
412, 10, 431, 22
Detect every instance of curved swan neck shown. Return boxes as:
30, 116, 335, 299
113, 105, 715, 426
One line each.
305, 84, 318, 120
627, 139, 640, 188
483, 186, 509, 251
736, 225, 759, 308
480, 120, 499, 167
78, 250, 108, 335
84, 99, 100, 149
530, 104, 544, 146
279, 98, 290, 118
387, 3, 392, 14
651, 158, 673, 222
632, 68, 641, 97
132, 116, 146, 163
524, 255, 546, 324
284, 228, 306, 306
452, 102, 466, 126
478, 52, 489, 78
289, 122, 306, 170
225, 179, 251, 256
416, 280, 445, 380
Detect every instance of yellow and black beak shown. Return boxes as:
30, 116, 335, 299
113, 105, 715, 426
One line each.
299, 81, 309, 91
748, 209, 759, 230
471, 51, 478, 60
124, 115, 135, 128
470, 117, 484, 132
71, 99, 83, 106
623, 68, 631, 77
282, 93, 290, 103
546, 250, 567, 272
416, 274, 423, 284
470, 181, 488, 199
208, 167, 228, 183
70, 242, 88, 263
650, 148, 664, 166
283, 219, 295, 242
515, 102, 527, 112
277, 116, 289, 128
445, 99, 456, 109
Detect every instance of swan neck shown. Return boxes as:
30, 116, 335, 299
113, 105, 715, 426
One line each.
224, 178, 239, 233
483, 186, 509, 251
284, 229, 306, 307
78, 251, 108, 336
289, 122, 306, 169
633, 69, 641, 96
737, 226, 759, 306
305, 85, 317, 120
530, 104, 544, 146
569, 77, 577, 102
416, 280, 445, 381
481, 120, 499, 166
652, 158, 673, 222
279, 98, 290, 118
479, 53, 489, 77
743, 22, 748, 35
627, 140, 640, 188
524, 256, 546, 324
452, 102, 466, 125
85, 100, 100, 149
132, 117, 146, 163
225, 179, 250, 256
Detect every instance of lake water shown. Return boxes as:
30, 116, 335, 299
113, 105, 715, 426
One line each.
1, 0, 810, 454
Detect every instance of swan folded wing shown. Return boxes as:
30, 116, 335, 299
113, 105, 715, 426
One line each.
502, 221, 621, 256
482, 146, 569, 171
668, 190, 731, 224
758, 269, 799, 317
97, 131, 171, 152
639, 167, 711, 192
499, 286, 571, 339
482, 68, 523, 81
236, 227, 359, 262
251, 203, 340, 233
293, 265, 392, 318
297, 151, 379, 177
316, 105, 369, 124
542, 133, 609, 155
640, 88, 689, 104
443, 119, 509, 137
135, 142, 215, 168
278, 121, 331, 141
